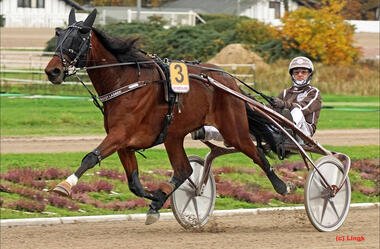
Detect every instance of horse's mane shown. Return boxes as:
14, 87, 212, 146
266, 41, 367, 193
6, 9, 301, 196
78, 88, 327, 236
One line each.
92, 27, 153, 65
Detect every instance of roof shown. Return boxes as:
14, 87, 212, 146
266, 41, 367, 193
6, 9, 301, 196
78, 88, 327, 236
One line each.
363, 0, 379, 11
61, 0, 84, 10
293, 0, 320, 9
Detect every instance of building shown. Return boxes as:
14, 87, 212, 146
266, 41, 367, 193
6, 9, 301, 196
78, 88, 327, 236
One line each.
0, 0, 83, 27
363, 0, 380, 20
161, 0, 319, 25
240, 0, 319, 25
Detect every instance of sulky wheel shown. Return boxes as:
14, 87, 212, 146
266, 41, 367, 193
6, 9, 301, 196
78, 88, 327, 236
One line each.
170, 155, 216, 229
304, 155, 351, 232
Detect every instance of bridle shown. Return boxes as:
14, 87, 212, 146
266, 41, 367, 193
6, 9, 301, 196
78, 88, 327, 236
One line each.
54, 23, 92, 77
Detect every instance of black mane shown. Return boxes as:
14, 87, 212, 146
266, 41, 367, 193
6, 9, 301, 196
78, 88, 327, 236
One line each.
92, 27, 152, 64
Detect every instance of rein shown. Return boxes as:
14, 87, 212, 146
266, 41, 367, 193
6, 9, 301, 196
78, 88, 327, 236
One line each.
188, 64, 275, 106
72, 58, 275, 116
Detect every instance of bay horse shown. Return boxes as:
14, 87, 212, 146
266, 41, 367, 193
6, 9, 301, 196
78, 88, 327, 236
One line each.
45, 9, 293, 224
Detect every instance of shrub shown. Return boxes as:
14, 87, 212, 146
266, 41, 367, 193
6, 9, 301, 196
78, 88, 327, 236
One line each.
72, 182, 95, 193
48, 194, 80, 211
235, 19, 276, 46
8, 199, 45, 212
42, 168, 71, 180
92, 180, 113, 193
1, 168, 46, 189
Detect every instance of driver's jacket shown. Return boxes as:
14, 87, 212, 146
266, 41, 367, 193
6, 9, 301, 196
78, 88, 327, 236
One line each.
277, 85, 322, 135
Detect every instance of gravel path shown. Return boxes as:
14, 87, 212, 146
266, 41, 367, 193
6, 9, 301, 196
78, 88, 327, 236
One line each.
1, 129, 379, 154
1, 207, 379, 249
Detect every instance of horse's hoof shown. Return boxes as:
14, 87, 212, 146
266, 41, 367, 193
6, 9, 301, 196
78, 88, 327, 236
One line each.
145, 209, 160, 225
286, 182, 297, 195
52, 181, 72, 197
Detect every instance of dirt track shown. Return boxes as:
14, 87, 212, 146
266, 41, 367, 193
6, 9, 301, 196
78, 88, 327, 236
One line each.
1, 207, 379, 249
1, 129, 379, 154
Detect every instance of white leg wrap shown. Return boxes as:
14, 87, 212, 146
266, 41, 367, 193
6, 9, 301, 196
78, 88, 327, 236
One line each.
204, 126, 225, 141
66, 174, 78, 186
291, 108, 312, 137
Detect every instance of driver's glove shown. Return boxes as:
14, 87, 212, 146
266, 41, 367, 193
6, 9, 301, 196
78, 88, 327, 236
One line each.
272, 97, 285, 109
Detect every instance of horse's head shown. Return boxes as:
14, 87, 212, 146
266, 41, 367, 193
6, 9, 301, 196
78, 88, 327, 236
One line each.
45, 8, 97, 84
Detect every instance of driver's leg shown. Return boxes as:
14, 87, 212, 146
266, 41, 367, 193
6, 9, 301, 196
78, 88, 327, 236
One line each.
191, 125, 224, 141
290, 108, 313, 137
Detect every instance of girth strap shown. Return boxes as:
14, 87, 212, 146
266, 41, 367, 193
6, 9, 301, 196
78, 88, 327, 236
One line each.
148, 95, 176, 148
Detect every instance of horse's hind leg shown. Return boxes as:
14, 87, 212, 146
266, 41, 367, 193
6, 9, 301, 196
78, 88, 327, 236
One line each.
145, 135, 193, 225
219, 125, 292, 195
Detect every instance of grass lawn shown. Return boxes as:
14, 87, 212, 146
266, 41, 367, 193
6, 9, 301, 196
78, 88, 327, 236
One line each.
0, 146, 378, 219
1, 94, 379, 136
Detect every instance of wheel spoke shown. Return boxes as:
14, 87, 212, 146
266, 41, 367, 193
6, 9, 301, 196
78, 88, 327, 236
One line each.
177, 184, 193, 192
318, 178, 328, 189
329, 200, 341, 219
320, 197, 329, 224
192, 197, 200, 222
309, 193, 326, 201
198, 195, 212, 200
180, 196, 193, 215
190, 167, 200, 186
187, 178, 198, 189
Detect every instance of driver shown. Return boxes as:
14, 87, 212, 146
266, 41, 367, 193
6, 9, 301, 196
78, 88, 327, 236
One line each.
191, 56, 322, 142
271, 56, 322, 137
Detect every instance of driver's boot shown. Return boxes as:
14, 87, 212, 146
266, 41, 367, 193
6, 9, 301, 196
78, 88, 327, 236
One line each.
191, 127, 205, 140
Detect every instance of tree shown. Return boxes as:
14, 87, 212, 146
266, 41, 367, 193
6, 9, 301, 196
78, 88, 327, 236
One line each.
276, 0, 361, 65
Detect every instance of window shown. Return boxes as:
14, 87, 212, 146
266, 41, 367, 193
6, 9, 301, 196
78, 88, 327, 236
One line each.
37, 0, 45, 8
18, 0, 31, 8
17, 0, 45, 8
269, 1, 281, 19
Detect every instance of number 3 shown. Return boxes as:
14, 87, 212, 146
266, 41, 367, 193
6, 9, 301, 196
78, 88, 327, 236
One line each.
174, 64, 184, 83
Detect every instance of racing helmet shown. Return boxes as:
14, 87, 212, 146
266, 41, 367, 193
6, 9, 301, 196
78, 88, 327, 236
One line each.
288, 56, 314, 86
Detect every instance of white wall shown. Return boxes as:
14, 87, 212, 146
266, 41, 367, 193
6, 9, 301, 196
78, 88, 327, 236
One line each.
0, 0, 86, 27
240, 0, 302, 23
346, 20, 379, 33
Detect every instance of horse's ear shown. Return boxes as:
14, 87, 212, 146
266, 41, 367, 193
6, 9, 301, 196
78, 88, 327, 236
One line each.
83, 9, 97, 28
68, 8, 76, 25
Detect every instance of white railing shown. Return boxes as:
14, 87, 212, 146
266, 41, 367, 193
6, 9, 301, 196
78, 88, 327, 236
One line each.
97, 9, 205, 26
1, 63, 255, 86
1, 51, 54, 69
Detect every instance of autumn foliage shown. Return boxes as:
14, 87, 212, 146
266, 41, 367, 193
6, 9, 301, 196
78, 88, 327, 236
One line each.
276, 0, 361, 65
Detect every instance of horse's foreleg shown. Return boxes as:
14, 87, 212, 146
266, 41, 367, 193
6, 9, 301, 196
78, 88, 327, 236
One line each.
145, 136, 193, 225
53, 133, 124, 196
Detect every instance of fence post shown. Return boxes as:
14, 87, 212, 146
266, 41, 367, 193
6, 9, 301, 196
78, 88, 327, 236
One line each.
127, 9, 132, 23
101, 10, 106, 26
188, 10, 193, 26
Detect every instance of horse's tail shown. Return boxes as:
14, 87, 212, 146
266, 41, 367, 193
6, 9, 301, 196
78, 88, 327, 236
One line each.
240, 88, 278, 154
